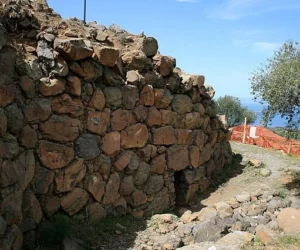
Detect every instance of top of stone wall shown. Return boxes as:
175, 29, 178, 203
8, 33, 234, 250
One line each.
0, 0, 215, 99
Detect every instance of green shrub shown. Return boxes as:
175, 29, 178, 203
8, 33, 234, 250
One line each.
38, 214, 72, 247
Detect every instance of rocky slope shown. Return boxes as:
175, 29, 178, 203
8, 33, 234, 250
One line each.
0, 0, 232, 249
133, 185, 300, 250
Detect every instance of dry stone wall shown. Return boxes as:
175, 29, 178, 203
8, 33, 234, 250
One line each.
0, 0, 232, 248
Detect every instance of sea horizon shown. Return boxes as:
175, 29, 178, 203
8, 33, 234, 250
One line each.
240, 99, 288, 128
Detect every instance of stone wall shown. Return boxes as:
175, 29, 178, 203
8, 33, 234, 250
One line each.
0, 1, 232, 248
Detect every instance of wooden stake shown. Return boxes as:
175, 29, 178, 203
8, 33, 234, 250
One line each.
242, 117, 247, 144
287, 140, 292, 154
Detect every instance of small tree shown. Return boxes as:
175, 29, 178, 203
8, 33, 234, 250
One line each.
250, 40, 300, 129
216, 95, 257, 127
242, 108, 257, 125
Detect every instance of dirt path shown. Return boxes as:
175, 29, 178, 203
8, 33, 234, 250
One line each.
201, 141, 300, 207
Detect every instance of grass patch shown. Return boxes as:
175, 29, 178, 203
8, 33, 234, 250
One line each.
243, 235, 300, 250
35, 214, 72, 249
288, 153, 298, 158
278, 235, 300, 245
278, 189, 287, 199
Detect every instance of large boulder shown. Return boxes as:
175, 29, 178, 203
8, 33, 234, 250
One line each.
153, 54, 175, 77
86, 110, 110, 135
153, 126, 176, 145
19, 190, 43, 232
60, 188, 89, 216
145, 175, 164, 194
55, 158, 86, 193
32, 165, 55, 194
101, 132, 121, 157
54, 38, 94, 61
39, 115, 82, 143
90, 88, 106, 111
38, 141, 74, 169
5, 104, 24, 135
20, 126, 38, 149
17, 150, 36, 189
66, 76, 81, 96
39, 78, 66, 97
136, 37, 158, 57
121, 123, 149, 149
75, 133, 100, 160
87, 203, 107, 221
277, 208, 300, 234
166, 145, 189, 171
84, 174, 105, 202
134, 161, 150, 186
51, 94, 84, 117
23, 98, 52, 123
40, 196, 60, 217
102, 172, 120, 205
121, 50, 148, 72
0, 108, 7, 136
0, 160, 25, 188
103, 87, 123, 109
119, 175, 134, 196
122, 85, 138, 109
114, 150, 134, 171
0, 224, 23, 250
154, 88, 173, 109
140, 85, 154, 106
93, 46, 120, 67
0, 190, 23, 225
0, 75, 15, 108
171, 95, 193, 114
69, 60, 102, 82
20, 76, 35, 99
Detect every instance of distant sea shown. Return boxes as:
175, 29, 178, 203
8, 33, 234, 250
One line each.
241, 100, 287, 128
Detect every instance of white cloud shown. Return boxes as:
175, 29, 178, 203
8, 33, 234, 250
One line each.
208, 0, 300, 20
253, 42, 280, 51
232, 39, 280, 53
233, 29, 260, 37
176, 0, 198, 3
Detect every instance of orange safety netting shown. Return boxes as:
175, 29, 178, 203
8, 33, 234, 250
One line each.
230, 125, 300, 157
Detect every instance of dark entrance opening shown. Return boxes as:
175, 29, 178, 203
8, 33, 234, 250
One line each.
174, 171, 189, 206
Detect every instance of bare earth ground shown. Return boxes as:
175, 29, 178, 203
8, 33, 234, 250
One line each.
200, 141, 300, 207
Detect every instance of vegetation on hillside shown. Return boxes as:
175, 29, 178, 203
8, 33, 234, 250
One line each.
216, 95, 257, 127
270, 127, 300, 141
250, 40, 300, 130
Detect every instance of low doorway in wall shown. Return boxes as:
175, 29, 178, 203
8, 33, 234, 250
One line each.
174, 170, 189, 206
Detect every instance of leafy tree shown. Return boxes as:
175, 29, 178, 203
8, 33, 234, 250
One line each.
250, 40, 300, 129
216, 95, 257, 127
242, 108, 257, 125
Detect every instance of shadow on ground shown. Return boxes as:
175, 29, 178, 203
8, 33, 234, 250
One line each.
22, 213, 148, 250
177, 153, 246, 213
283, 170, 300, 196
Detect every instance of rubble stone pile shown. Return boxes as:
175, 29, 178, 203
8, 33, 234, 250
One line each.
133, 188, 300, 250
0, 0, 232, 248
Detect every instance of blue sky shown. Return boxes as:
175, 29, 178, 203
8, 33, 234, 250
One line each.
48, 0, 300, 102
